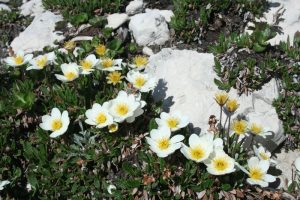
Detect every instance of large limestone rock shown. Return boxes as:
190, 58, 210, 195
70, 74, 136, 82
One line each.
147, 48, 285, 149
126, 0, 144, 16
145, 9, 174, 23
0, 3, 10, 11
106, 13, 129, 29
129, 11, 170, 46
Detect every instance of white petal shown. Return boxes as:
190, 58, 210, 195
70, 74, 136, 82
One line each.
51, 108, 61, 118
189, 134, 200, 147
248, 157, 260, 169
263, 174, 276, 183
170, 134, 184, 143
259, 160, 270, 173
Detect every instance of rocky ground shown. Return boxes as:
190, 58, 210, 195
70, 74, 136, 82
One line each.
0, 0, 300, 198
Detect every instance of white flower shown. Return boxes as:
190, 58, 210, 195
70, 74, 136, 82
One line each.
155, 111, 189, 132
0, 180, 10, 191
129, 55, 148, 70
39, 107, 70, 138
107, 184, 116, 194
55, 63, 80, 82
126, 70, 156, 92
295, 157, 300, 172
85, 103, 113, 128
79, 54, 99, 75
5, 50, 33, 67
26, 52, 56, 70
213, 138, 224, 150
253, 145, 276, 164
205, 149, 235, 175
98, 58, 122, 72
181, 133, 214, 162
249, 123, 272, 138
245, 157, 276, 187
108, 91, 142, 123
146, 126, 184, 157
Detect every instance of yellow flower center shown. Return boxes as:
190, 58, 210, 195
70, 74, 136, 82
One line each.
190, 147, 205, 160
64, 41, 76, 50
215, 92, 229, 106
166, 117, 179, 129
80, 59, 93, 70
96, 113, 107, 124
14, 55, 24, 65
65, 71, 77, 80
134, 76, 146, 88
226, 99, 239, 113
249, 167, 263, 180
232, 120, 247, 135
107, 71, 122, 85
36, 56, 48, 68
157, 138, 170, 150
213, 157, 229, 172
51, 119, 62, 131
108, 123, 118, 133
102, 58, 113, 68
115, 103, 129, 116
250, 123, 263, 135
133, 56, 148, 67
259, 152, 269, 160
96, 44, 106, 56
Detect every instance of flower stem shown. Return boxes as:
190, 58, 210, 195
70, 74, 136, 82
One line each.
226, 115, 231, 153
219, 105, 223, 137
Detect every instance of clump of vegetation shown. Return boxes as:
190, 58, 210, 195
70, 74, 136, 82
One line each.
42, 0, 128, 26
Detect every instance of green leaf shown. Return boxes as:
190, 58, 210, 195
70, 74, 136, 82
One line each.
70, 13, 88, 26
107, 39, 122, 51
221, 183, 231, 191
89, 16, 107, 27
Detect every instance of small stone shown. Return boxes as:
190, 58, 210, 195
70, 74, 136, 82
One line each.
0, 3, 11, 11
142, 46, 154, 56
126, 0, 144, 16
105, 13, 129, 29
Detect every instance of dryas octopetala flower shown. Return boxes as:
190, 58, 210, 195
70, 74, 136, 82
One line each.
106, 71, 123, 85
129, 55, 148, 70
155, 111, 189, 132
225, 98, 239, 113
231, 119, 248, 135
245, 157, 276, 187
85, 103, 113, 128
108, 90, 142, 123
181, 133, 214, 162
55, 63, 80, 82
214, 91, 229, 106
26, 52, 56, 70
95, 44, 107, 57
5, 50, 33, 67
98, 57, 122, 71
79, 54, 99, 75
253, 146, 276, 164
126, 70, 156, 92
249, 123, 272, 138
39, 107, 70, 138
146, 126, 184, 158
205, 149, 235, 175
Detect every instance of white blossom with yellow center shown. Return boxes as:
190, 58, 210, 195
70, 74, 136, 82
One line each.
181, 133, 214, 162
108, 91, 142, 123
85, 103, 113, 128
79, 54, 99, 75
205, 149, 235, 175
126, 70, 157, 93
146, 126, 184, 158
155, 111, 189, 132
249, 122, 272, 138
27, 52, 56, 70
245, 157, 276, 187
55, 63, 80, 82
39, 107, 70, 138
129, 55, 148, 70
253, 146, 277, 164
5, 50, 33, 67
98, 58, 122, 72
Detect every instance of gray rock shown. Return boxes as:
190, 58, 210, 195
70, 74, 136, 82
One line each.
0, 3, 11, 11
105, 13, 129, 29
126, 0, 144, 16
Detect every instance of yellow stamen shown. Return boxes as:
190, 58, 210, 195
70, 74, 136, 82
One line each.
157, 138, 170, 150
250, 123, 263, 135
134, 76, 146, 88
133, 56, 148, 67
14, 55, 24, 65
190, 147, 205, 160
108, 123, 118, 133
51, 119, 62, 131
65, 71, 77, 80
96, 44, 106, 56
166, 118, 179, 129
259, 152, 269, 160
249, 167, 263, 180
231, 120, 247, 135
64, 41, 76, 50
102, 58, 113, 68
96, 113, 107, 124
215, 92, 229, 106
36, 56, 47, 68
226, 99, 239, 113
115, 103, 129, 116
80, 59, 93, 70
107, 71, 122, 85
213, 157, 229, 172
